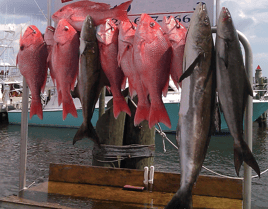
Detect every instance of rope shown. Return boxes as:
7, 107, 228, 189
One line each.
33, 0, 48, 21
128, 97, 268, 179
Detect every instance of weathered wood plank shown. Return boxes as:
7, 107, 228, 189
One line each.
0, 181, 242, 209
49, 163, 242, 199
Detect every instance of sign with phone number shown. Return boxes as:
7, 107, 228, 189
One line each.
127, 12, 194, 28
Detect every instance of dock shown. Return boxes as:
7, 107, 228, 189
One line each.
0, 163, 243, 209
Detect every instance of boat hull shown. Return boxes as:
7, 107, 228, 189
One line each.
7, 100, 268, 132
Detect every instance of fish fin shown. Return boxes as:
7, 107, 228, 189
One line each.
121, 76, 127, 90
30, 99, 43, 120
179, 53, 200, 82
162, 77, 169, 97
211, 98, 221, 134
56, 83, 62, 106
62, 98, 78, 120
113, 96, 131, 118
171, 75, 180, 90
71, 73, 78, 91
41, 71, 47, 94
73, 122, 101, 147
117, 45, 127, 67
113, 0, 132, 22
106, 86, 111, 94
166, 187, 192, 209
70, 15, 86, 23
19, 33, 23, 47
71, 84, 80, 99
16, 54, 18, 67
149, 102, 171, 129
128, 81, 136, 98
58, 91, 62, 106
234, 141, 260, 177
223, 41, 229, 68
134, 103, 150, 126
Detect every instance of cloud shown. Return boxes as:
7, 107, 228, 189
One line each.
254, 53, 268, 62
0, 0, 47, 21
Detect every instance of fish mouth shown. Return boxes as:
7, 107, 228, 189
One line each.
222, 7, 231, 21
85, 16, 94, 28
199, 2, 207, 12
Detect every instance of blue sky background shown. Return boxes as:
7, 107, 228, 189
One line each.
0, 0, 267, 76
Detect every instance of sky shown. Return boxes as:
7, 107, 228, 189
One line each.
0, 0, 267, 77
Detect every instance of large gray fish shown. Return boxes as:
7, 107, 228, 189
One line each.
73, 15, 109, 146
166, 3, 215, 208
216, 7, 260, 177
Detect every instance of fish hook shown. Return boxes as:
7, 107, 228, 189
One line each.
48, 27, 54, 32
29, 26, 36, 34
150, 22, 155, 28
129, 20, 136, 30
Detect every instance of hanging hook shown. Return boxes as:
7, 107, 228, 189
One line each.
29, 26, 36, 34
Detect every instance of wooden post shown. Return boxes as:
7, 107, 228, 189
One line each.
93, 97, 126, 168
122, 96, 155, 170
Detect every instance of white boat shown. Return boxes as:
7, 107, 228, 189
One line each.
7, 77, 268, 132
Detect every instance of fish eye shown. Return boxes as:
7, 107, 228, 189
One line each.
204, 17, 209, 25
64, 26, 69, 30
60, 9, 63, 12
150, 22, 155, 27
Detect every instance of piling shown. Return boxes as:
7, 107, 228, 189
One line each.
93, 93, 127, 168
122, 96, 155, 170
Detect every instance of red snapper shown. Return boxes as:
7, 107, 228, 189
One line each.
118, 20, 151, 126
97, 19, 131, 119
133, 14, 172, 129
162, 16, 187, 89
16, 25, 48, 120
52, 19, 80, 120
52, 0, 132, 31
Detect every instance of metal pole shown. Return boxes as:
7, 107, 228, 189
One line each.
19, 77, 29, 195
238, 30, 253, 209
47, 0, 52, 26
215, 0, 221, 26
212, 27, 253, 209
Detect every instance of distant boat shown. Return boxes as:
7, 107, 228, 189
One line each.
7, 79, 268, 132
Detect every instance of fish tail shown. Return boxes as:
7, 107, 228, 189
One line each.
113, 0, 132, 22
234, 140, 260, 177
73, 122, 100, 147
62, 98, 78, 120
113, 96, 131, 119
149, 102, 171, 129
30, 99, 43, 120
134, 104, 150, 126
166, 188, 192, 209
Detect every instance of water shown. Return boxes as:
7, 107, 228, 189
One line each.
0, 122, 268, 208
